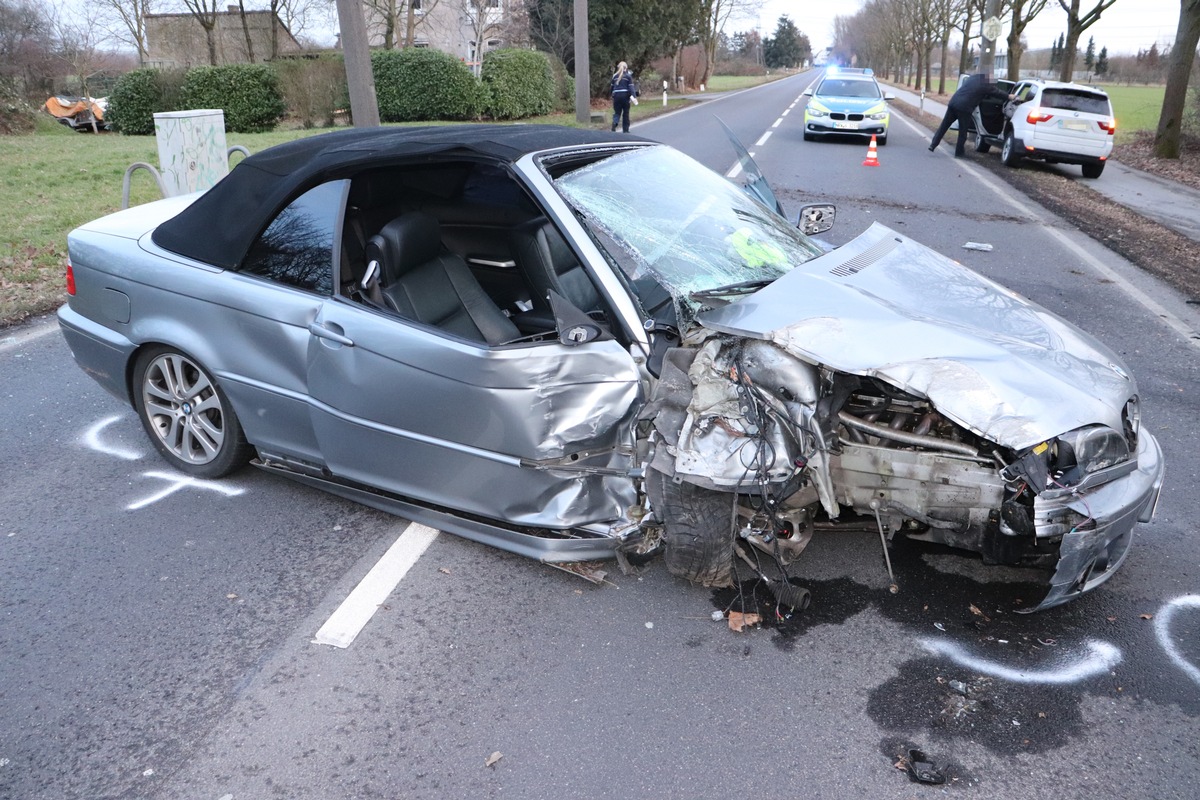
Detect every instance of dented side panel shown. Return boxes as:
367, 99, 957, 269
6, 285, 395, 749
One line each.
305, 299, 642, 528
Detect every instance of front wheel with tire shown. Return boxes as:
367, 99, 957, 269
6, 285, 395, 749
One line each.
133, 347, 253, 478
1081, 161, 1105, 179
803, 131, 815, 141
1001, 132, 1022, 166
646, 468, 736, 587
877, 135, 888, 146
975, 135, 991, 153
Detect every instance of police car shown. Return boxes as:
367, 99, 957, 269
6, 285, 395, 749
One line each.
802, 67, 894, 145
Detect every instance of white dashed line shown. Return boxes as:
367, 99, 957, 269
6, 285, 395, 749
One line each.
755, 131, 772, 146
313, 522, 440, 649
771, 118, 783, 127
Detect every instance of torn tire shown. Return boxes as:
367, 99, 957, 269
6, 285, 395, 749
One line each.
646, 467, 735, 587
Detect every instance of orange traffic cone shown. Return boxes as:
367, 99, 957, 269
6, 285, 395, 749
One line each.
862, 134, 880, 166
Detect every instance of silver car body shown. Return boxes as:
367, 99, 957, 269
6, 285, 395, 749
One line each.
59, 126, 1163, 610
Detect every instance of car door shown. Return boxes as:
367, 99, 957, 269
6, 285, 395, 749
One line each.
305, 288, 643, 530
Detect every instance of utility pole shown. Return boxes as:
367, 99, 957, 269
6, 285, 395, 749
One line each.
574, 0, 590, 125
979, 0, 1004, 77
335, 0, 381, 127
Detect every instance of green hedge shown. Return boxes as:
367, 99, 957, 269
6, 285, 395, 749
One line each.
180, 64, 286, 133
372, 48, 481, 121
481, 49, 555, 120
107, 68, 166, 135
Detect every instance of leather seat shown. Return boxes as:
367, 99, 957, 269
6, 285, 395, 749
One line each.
365, 212, 519, 345
509, 217, 601, 315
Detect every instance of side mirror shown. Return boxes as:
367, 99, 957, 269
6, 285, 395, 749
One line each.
796, 203, 836, 236
802, 88, 813, 97
883, 92, 896, 101
549, 290, 612, 347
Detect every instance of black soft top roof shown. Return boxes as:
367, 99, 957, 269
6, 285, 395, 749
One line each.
152, 124, 641, 270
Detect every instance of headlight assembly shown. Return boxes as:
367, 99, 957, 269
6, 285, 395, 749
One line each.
865, 105, 889, 120
807, 103, 830, 118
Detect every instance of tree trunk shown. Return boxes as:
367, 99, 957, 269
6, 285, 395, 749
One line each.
1058, 26, 1081, 81
938, 31, 950, 93
1006, 27, 1024, 80
204, 23, 218, 65
238, 0, 256, 62
958, 14, 974, 76
1154, 0, 1200, 158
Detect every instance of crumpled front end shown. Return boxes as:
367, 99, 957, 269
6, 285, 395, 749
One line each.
644, 331, 1165, 611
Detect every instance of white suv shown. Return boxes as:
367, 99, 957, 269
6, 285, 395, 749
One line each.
972, 78, 1115, 178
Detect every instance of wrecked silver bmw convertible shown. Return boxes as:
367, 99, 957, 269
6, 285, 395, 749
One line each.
59, 126, 1163, 611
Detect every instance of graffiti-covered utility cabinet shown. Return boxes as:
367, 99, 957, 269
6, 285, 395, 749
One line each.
153, 109, 229, 197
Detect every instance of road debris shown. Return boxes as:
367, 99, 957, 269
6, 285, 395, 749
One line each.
903, 749, 946, 784
485, 751, 503, 768
962, 242, 994, 251
728, 611, 762, 632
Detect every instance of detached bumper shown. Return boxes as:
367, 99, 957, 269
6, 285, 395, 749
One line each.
1030, 431, 1164, 611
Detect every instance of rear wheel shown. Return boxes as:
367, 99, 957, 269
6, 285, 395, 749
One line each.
133, 346, 253, 478
1001, 132, 1022, 167
646, 468, 736, 587
1081, 161, 1105, 179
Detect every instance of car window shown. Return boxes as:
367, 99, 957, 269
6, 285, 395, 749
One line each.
1039, 88, 1110, 115
1016, 83, 1036, 102
817, 79, 881, 98
241, 180, 348, 294
553, 146, 824, 324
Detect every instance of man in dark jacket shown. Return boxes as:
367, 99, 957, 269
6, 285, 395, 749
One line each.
929, 73, 1014, 157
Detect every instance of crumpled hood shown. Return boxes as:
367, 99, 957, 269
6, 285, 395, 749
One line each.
696, 223, 1134, 450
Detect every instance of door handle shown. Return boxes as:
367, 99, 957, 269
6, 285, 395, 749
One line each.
308, 322, 354, 347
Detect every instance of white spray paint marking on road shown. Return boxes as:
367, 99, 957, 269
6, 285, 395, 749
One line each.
313, 522, 440, 649
83, 415, 142, 460
922, 638, 1122, 684
126, 471, 245, 510
1154, 595, 1200, 686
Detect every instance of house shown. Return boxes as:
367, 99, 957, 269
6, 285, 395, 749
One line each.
145, 6, 303, 69
358, 0, 509, 73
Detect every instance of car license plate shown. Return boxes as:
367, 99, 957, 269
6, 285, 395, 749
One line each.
834, 121, 857, 130
1062, 120, 1088, 131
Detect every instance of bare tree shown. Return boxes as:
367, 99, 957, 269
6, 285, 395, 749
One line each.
49, 1, 114, 104
1005, 0, 1048, 80
179, 0, 220, 65
696, 0, 763, 89
0, 0, 56, 95
92, 0, 154, 66
1055, 0, 1119, 81
460, 0, 504, 74
1153, 0, 1200, 158
956, 0, 984, 76
236, 0, 255, 61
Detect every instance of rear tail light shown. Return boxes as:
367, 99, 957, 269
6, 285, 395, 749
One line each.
66, 260, 76, 296
1026, 110, 1054, 124
1098, 119, 1116, 135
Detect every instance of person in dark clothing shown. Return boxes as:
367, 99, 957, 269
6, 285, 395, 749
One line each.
610, 61, 638, 133
929, 73, 1014, 157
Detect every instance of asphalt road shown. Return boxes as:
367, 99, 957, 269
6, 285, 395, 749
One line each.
2, 71, 1198, 799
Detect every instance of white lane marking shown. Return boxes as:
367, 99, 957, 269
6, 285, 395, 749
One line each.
127, 471, 245, 510
726, 162, 743, 179
0, 318, 58, 354
313, 522, 440, 649
922, 638, 1122, 684
782, 109, 790, 116
83, 415, 142, 461
755, 130, 773, 146
772, 117, 783, 127
891, 110, 1200, 349
1154, 595, 1200, 686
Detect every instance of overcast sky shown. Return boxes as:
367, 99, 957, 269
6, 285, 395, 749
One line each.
748, 0, 1183, 56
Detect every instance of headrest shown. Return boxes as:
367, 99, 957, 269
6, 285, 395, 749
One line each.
365, 212, 443, 283
512, 217, 576, 275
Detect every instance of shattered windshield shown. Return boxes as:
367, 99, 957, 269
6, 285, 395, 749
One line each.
552, 146, 824, 322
